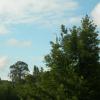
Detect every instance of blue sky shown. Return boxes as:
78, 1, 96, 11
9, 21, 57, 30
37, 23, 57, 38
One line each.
0, 0, 100, 80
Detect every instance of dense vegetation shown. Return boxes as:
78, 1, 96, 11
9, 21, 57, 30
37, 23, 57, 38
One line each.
0, 15, 100, 100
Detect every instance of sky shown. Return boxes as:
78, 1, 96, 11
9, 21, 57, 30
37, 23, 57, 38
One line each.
0, 0, 100, 80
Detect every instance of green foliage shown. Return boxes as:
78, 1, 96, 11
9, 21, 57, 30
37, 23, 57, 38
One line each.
0, 82, 20, 100
78, 15, 100, 100
9, 61, 29, 84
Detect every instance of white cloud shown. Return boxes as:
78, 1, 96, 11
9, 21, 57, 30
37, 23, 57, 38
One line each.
0, 25, 9, 35
91, 3, 100, 26
33, 56, 43, 63
0, 0, 79, 36
0, 0, 78, 32
68, 16, 81, 24
0, 56, 8, 69
7, 38, 32, 47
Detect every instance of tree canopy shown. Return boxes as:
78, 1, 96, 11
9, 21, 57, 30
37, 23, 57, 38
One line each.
9, 61, 29, 84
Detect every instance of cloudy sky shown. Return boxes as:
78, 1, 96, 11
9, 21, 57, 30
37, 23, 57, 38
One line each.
0, 0, 100, 80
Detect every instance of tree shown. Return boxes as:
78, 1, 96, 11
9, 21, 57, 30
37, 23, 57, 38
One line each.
33, 65, 40, 77
78, 15, 100, 100
44, 15, 100, 100
9, 61, 29, 84
78, 15, 99, 78
44, 24, 82, 100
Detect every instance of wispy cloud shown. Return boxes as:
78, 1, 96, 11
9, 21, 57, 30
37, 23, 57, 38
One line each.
68, 16, 81, 24
0, 25, 9, 35
91, 2, 100, 27
33, 56, 44, 63
0, 0, 78, 34
7, 38, 32, 47
0, 56, 8, 69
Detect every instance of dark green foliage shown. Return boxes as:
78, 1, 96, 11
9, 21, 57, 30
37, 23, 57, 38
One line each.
44, 23, 83, 100
78, 15, 99, 77
78, 15, 100, 100
9, 61, 29, 84
0, 81, 20, 100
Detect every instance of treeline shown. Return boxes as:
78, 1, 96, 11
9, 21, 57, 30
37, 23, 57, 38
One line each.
0, 15, 100, 100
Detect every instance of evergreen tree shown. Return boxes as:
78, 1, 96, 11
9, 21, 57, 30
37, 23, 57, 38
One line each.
78, 15, 100, 100
44, 25, 82, 100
